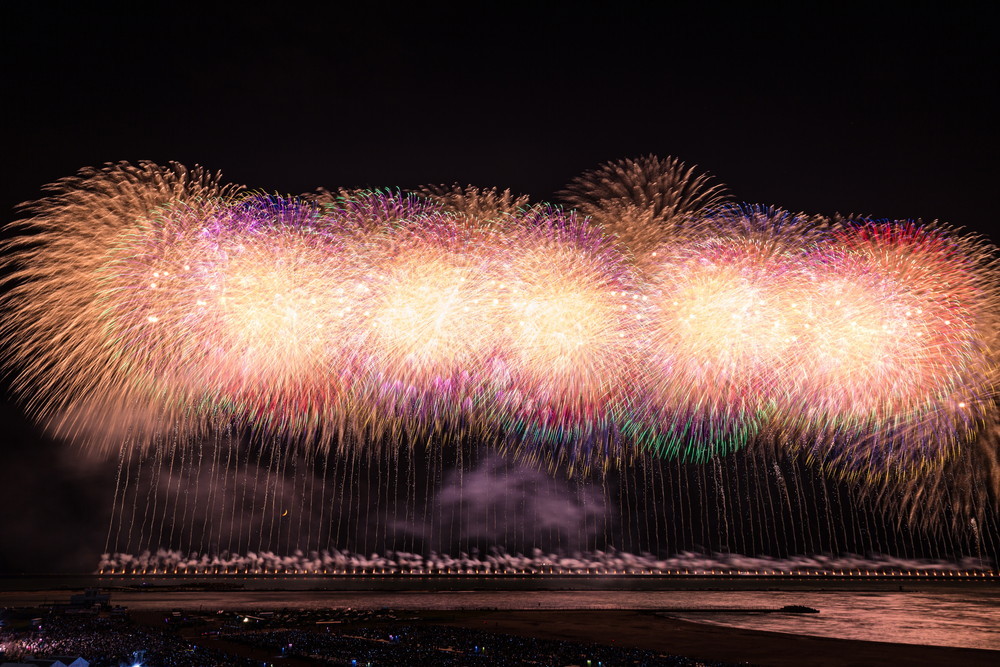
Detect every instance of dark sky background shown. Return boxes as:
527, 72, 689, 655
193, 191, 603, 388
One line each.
1, 3, 997, 572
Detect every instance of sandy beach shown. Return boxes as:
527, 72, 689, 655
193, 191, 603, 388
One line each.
432, 609, 998, 666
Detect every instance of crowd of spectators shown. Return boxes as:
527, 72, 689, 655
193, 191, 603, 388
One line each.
224, 623, 736, 666
232, 607, 400, 626
0, 612, 255, 667
3, 605, 742, 666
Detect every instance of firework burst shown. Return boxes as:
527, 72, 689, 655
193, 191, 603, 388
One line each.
2, 162, 998, 500
414, 184, 532, 220
1, 163, 240, 449
558, 154, 730, 268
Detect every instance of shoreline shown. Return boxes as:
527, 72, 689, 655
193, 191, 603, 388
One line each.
429, 609, 998, 666
3, 588, 996, 664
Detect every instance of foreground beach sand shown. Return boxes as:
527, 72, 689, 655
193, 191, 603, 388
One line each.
432, 609, 998, 666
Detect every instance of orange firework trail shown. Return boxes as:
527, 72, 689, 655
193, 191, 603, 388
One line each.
558, 154, 730, 269
2, 162, 998, 499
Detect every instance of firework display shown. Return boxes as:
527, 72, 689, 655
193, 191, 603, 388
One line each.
635, 208, 1000, 476
2, 161, 998, 487
558, 154, 730, 269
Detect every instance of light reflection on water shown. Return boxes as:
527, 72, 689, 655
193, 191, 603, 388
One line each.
664, 591, 1000, 650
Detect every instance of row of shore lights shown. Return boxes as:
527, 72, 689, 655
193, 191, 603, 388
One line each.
99, 568, 998, 577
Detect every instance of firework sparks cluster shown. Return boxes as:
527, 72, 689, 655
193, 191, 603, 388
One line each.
3, 160, 998, 479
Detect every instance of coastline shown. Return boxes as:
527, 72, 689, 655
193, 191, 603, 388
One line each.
3, 586, 997, 664
432, 609, 999, 666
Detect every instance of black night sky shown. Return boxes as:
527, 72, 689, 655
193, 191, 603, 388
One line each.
1, 3, 997, 573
